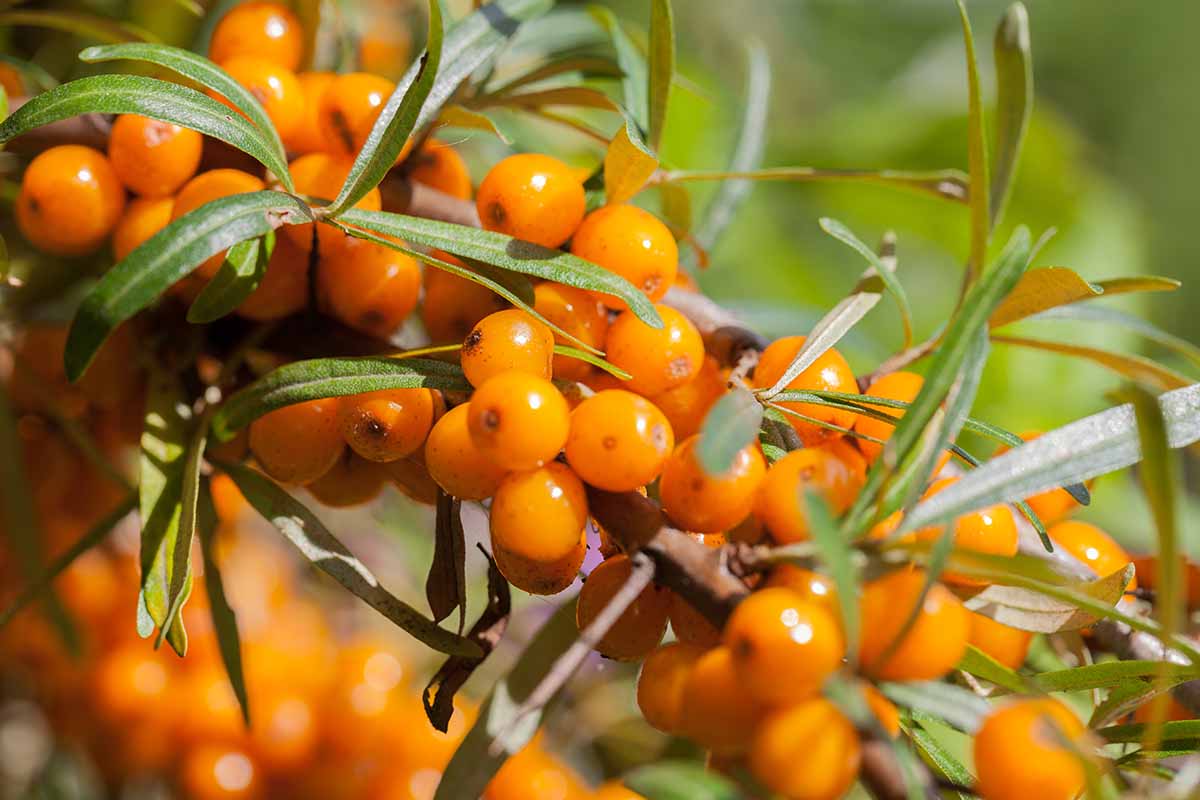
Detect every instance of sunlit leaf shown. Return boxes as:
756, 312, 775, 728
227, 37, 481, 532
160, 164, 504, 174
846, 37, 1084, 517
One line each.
487, 54, 622, 95
211, 357, 470, 440
881, 681, 989, 734
1031, 304, 1200, 371
78, 43, 291, 190
196, 479, 249, 724
905, 715, 976, 789
660, 167, 968, 204
187, 233, 273, 324
992, 335, 1192, 390
1036, 661, 1200, 693
1098, 720, 1200, 745
64, 191, 310, 381
805, 494, 860, 661
623, 762, 740, 800
696, 389, 763, 476
962, 564, 1134, 633
482, 85, 620, 111
955, 0, 989, 281
646, 0, 674, 150
219, 461, 482, 657
0, 75, 290, 187
604, 118, 658, 205
957, 645, 1026, 693
989, 3, 1032, 228
552, 345, 630, 379
989, 267, 1178, 328
435, 104, 511, 142
590, 6, 648, 130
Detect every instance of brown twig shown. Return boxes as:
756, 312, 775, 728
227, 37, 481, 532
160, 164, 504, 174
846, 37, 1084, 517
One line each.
5, 97, 112, 155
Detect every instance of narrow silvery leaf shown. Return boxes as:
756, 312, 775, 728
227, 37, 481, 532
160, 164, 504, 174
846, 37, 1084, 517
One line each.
696, 389, 763, 476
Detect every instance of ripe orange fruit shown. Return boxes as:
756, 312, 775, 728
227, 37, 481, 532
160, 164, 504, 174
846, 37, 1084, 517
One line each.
248, 690, 318, 773
172, 169, 267, 278
570, 204, 678, 306
724, 587, 844, 706
853, 371, 948, 475
179, 744, 263, 800
532, 282, 610, 382
318, 72, 397, 159
755, 447, 863, 544
338, 388, 435, 463
304, 452, 387, 508
912, 476, 1019, 585
234, 233, 309, 321
577, 554, 671, 660
484, 746, 589, 800
408, 138, 472, 199
974, 699, 1088, 800
649, 356, 726, 441
749, 698, 861, 800
863, 683, 901, 737
17, 145, 126, 256
475, 153, 585, 249
108, 114, 203, 198
285, 152, 382, 250
493, 529, 587, 596
564, 390, 674, 491
424, 404, 509, 501
1048, 520, 1137, 590
461, 309, 556, 386
659, 435, 766, 533
209, 1, 303, 71
636, 642, 706, 734
422, 260, 509, 343
967, 611, 1032, 670
677, 646, 764, 756
605, 305, 704, 396
763, 565, 840, 619
248, 399, 345, 485
751, 336, 859, 446
490, 462, 587, 565
284, 71, 336, 154
318, 233, 421, 338
858, 568, 969, 681
213, 56, 304, 141
467, 372, 569, 471
112, 196, 174, 261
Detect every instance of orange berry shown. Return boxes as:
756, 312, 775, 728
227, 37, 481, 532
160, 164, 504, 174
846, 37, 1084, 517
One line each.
285, 152, 382, 251
490, 462, 587, 564
461, 309, 555, 386
564, 390, 673, 491
724, 587, 844, 706
248, 690, 318, 773
108, 114, 203, 198
570, 204, 678, 307
0, 62, 24, 96
338, 388, 435, 462
484, 746, 589, 800
318, 72, 397, 159
17, 145, 126, 256
913, 477, 1019, 586
853, 371, 952, 475
475, 153, 585, 248
577, 554, 671, 660
752, 336, 859, 446
824, 435, 869, 487
974, 699, 1088, 800
998, 431, 1087, 524
749, 698, 861, 800
422, 260, 509, 343
968, 611, 1032, 670
234, 233, 309, 321
467, 372, 569, 471
755, 447, 863, 545
213, 56, 303, 141
764, 565, 840, 619
677, 646, 763, 756
660, 435, 766, 533
649, 356, 725, 441
249, 399, 345, 484
173, 169, 267, 278
606, 305, 704, 396
318, 233, 421, 338
636, 642, 706, 734
593, 782, 646, 800
408, 138, 472, 199
284, 71, 336, 154
112, 196, 173, 261
1048, 520, 1136, 590
667, 534, 726, 647
533, 282, 610, 382
305, 451, 386, 507
93, 645, 173, 724
493, 529, 587, 596
424, 404, 509, 500
209, 1, 303, 71
858, 568, 969, 681
179, 745, 263, 800
1133, 696, 1193, 723
863, 683, 901, 737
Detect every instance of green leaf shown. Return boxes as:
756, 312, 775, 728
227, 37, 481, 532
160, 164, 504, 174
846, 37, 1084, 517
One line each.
0, 386, 82, 654
211, 357, 470, 440
0, 10, 156, 44
187, 233, 274, 324
761, 231, 894, 397
694, 40, 769, 254
957, 645, 1027, 693
64, 191, 310, 381
435, 104, 511, 143
661, 167, 969, 204
138, 368, 192, 656
78, 43, 291, 191
0, 75, 290, 186
590, 6, 648, 131
435, 599, 579, 800
196, 478, 250, 725
1036, 661, 1200, 693
623, 762, 741, 800
820, 218, 914, 347
905, 716, 976, 789
880, 681, 989, 734
989, 3, 1032, 229
962, 564, 1135, 633
903, 382, 1200, 533
604, 118, 658, 205
646, 0, 674, 150
339, 208, 663, 329
1031, 304, 1200, 371
482, 85, 620, 111
413, 0, 554, 134
696, 389, 763, 476
218, 461, 482, 658
846, 226, 1031, 534
552, 345, 631, 379
327, 1, 443, 215
1090, 679, 1181, 729
955, 0, 989, 280
488, 55, 623, 96
1098, 720, 1200, 745
804, 494, 860, 662
992, 335, 1192, 390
